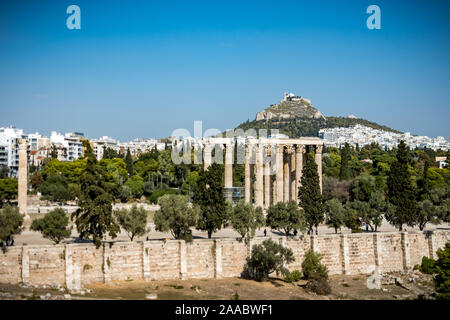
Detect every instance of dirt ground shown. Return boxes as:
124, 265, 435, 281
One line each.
0, 272, 436, 300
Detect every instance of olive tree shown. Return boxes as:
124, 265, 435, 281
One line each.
154, 194, 200, 242
228, 202, 264, 242
115, 204, 149, 241
31, 208, 71, 244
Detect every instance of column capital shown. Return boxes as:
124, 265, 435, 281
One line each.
315, 145, 323, 154
277, 144, 284, 153
285, 145, 294, 154
296, 144, 305, 153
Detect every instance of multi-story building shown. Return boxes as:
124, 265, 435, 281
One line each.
50, 131, 84, 162
92, 136, 120, 160
0, 127, 27, 176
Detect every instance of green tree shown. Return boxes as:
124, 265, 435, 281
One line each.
298, 153, 324, 234
125, 175, 145, 198
0, 178, 18, 207
0, 206, 23, 250
417, 199, 439, 231
193, 163, 227, 238
244, 238, 294, 281
39, 175, 72, 202
386, 141, 419, 231
229, 201, 264, 241
125, 148, 134, 176
71, 141, 119, 248
103, 146, 120, 160
30, 171, 43, 189
118, 185, 132, 203
30, 208, 71, 244
419, 161, 431, 200
324, 199, 346, 233
339, 143, 352, 180
266, 201, 304, 236
181, 171, 199, 197
351, 173, 376, 202
154, 194, 200, 241
435, 241, 450, 300
115, 204, 149, 241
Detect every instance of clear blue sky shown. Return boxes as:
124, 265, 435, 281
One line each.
0, 0, 449, 141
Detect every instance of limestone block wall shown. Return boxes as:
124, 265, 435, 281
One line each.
27, 245, 65, 286
0, 247, 22, 284
285, 236, 311, 271
345, 234, 376, 275
220, 239, 248, 278
0, 231, 449, 289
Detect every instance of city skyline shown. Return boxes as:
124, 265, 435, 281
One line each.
1, 0, 450, 140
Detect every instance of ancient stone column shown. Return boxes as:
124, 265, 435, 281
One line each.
254, 143, 264, 208
203, 143, 212, 171
18, 139, 28, 218
315, 145, 323, 193
244, 144, 251, 203
295, 145, 305, 198
283, 148, 290, 202
264, 155, 271, 209
224, 142, 234, 202
275, 145, 284, 203
290, 149, 296, 201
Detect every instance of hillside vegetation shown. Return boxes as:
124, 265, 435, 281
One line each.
236, 116, 402, 138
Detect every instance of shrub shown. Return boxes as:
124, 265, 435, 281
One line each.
244, 239, 294, 281
284, 270, 302, 283
305, 277, 332, 295
30, 208, 71, 244
414, 256, 437, 274
301, 249, 328, 280
147, 188, 178, 204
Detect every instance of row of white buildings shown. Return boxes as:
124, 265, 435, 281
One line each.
0, 126, 167, 177
319, 124, 450, 151
91, 136, 166, 160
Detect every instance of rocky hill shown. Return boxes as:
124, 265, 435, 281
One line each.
235, 93, 401, 138
256, 93, 325, 121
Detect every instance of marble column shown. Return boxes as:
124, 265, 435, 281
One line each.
255, 143, 264, 208
290, 149, 296, 201
224, 143, 233, 201
244, 144, 251, 203
283, 150, 290, 202
275, 145, 284, 203
18, 139, 28, 218
315, 145, 323, 193
264, 154, 271, 209
295, 145, 305, 199
203, 143, 212, 171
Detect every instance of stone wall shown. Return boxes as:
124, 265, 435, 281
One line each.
0, 231, 448, 290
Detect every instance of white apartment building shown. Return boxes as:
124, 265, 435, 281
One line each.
50, 131, 84, 162
92, 136, 120, 160
0, 127, 25, 176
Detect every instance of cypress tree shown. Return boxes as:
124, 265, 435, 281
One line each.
125, 148, 133, 176
71, 141, 119, 248
298, 153, 324, 234
386, 140, 418, 231
339, 143, 352, 180
193, 163, 227, 238
420, 161, 430, 200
